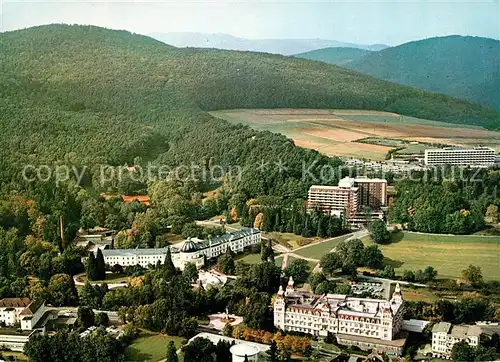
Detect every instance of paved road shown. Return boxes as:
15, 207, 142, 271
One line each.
49, 306, 120, 323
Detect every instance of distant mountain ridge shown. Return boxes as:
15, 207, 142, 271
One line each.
149, 32, 388, 55
343, 35, 500, 110
294, 47, 371, 66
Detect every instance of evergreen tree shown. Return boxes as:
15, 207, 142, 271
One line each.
301, 214, 311, 237
163, 247, 176, 277
86, 253, 98, 281
95, 249, 106, 280
261, 241, 268, 262
266, 340, 278, 362
79, 281, 100, 308
240, 204, 251, 227
166, 341, 178, 362
266, 240, 274, 263
218, 247, 236, 275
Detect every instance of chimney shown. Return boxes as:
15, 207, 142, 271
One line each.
60, 215, 65, 250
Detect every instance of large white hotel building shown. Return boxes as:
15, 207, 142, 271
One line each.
92, 228, 261, 271
274, 278, 407, 355
424, 147, 496, 167
307, 177, 387, 226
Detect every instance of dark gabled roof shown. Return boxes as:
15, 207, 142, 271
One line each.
20, 299, 44, 316
0, 298, 30, 308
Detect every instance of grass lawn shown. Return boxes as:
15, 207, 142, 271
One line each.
235, 253, 263, 264
125, 332, 185, 362
263, 231, 319, 250
0, 351, 29, 361
236, 253, 289, 269
79, 273, 130, 284
362, 232, 500, 280
401, 287, 438, 303
294, 234, 352, 260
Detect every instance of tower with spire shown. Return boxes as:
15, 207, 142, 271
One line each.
285, 276, 295, 296
391, 283, 403, 304
274, 285, 286, 330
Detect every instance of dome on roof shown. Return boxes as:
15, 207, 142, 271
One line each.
180, 240, 199, 253
230, 343, 260, 357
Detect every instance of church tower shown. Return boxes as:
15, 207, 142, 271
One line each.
274, 285, 286, 330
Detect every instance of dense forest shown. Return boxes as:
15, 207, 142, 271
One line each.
389, 169, 500, 234
1, 25, 499, 183
345, 35, 500, 110
0, 24, 497, 273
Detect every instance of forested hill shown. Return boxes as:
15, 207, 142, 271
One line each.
344, 35, 500, 110
1, 24, 499, 188
294, 47, 371, 66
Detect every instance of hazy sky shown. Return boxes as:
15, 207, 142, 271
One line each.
1, 0, 498, 45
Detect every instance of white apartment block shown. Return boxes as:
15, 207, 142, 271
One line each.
0, 298, 48, 351
431, 322, 481, 359
95, 228, 261, 271
424, 147, 496, 167
274, 278, 406, 355
308, 183, 359, 217
0, 298, 45, 330
308, 177, 388, 221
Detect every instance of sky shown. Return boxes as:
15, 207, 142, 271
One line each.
1, 0, 498, 45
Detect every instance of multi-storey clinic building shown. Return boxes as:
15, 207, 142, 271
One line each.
308, 177, 387, 217
431, 322, 481, 358
424, 147, 495, 167
93, 228, 261, 271
274, 278, 407, 355
354, 176, 387, 209
308, 178, 359, 217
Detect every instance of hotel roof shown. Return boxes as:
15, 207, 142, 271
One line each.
432, 322, 452, 334
0, 298, 31, 308
284, 291, 402, 318
98, 228, 260, 257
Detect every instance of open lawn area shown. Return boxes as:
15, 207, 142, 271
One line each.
236, 253, 286, 268
125, 332, 185, 362
0, 351, 28, 361
235, 252, 263, 264
362, 232, 500, 280
401, 287, 438, 303
262, 231, 320, 250
78, 273, 130, 284
294, 234, 352, 260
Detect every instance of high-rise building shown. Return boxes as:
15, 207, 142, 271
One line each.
424, 147, 495, 167
354, 176, 387, 209
307, 177, 387, 218
308, 180, 359, 217
274, 278, 407, 355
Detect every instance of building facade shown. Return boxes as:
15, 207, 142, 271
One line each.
424, 147, 496, 167
354, 177, 387, 210
308, 182, 359, 217
0, 298, 46, 330
95, 228, 261, 271
431, 322, 481, 358
307, 177, 387, 224
274, 278, 406, 354
0, 298, 49, 351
